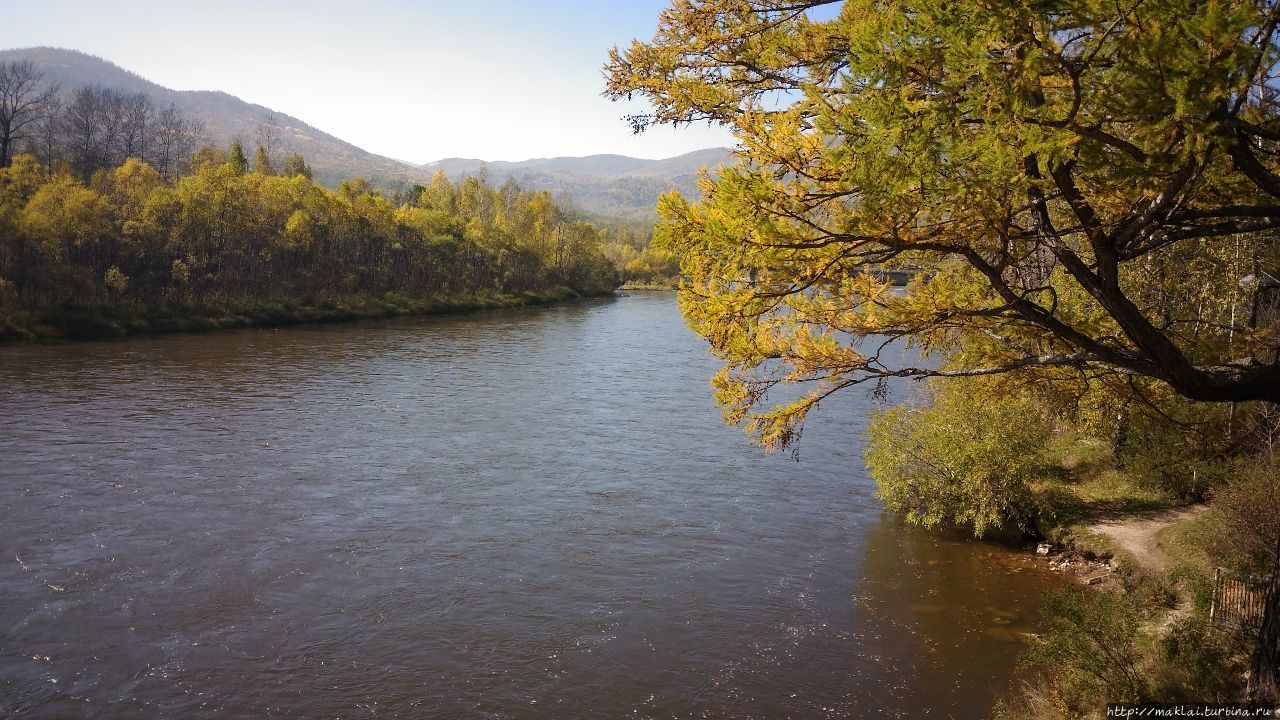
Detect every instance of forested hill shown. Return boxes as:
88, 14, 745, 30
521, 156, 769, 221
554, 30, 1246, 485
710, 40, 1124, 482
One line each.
423, 148, 732, 220
2, 46, 731, 219
0, 47, 430, 189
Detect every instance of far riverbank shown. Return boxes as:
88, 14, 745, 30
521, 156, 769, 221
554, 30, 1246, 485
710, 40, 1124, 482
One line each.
0, 286, 603, 341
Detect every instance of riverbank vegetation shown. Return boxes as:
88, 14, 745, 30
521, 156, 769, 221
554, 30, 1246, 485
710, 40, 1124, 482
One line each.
0, 76, 620, 339
989, 434, 1279, 716
608, 0, 1280, 710
597, 219, 680, 289
865, 369, 1279, 713
872, 374, 1279, 715
0, 152, 617, 339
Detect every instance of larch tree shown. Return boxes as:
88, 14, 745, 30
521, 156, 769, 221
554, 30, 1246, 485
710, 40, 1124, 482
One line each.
226, 141, 248, 175
281, 152, 312, 180
606, 0, 1280, 700
253, 145, 274, 175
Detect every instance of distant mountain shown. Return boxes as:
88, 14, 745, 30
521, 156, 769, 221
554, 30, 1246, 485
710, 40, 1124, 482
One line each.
0, 47, 430, 188
422, 148, 734, 220
1, 47, 733, 219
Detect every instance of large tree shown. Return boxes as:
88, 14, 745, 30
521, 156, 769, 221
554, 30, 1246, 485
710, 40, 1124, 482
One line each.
0, 60, 57, 168
606, 0, 1280, 700
607, 0, 1280, 442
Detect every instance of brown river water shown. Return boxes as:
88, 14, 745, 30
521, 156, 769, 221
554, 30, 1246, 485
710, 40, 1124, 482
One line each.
0, 291, 1060, 718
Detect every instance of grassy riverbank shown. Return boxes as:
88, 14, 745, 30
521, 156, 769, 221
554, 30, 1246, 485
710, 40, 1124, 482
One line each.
0, 286, 596, 341
991, 437, 1270, 718
618, 279, 679, 291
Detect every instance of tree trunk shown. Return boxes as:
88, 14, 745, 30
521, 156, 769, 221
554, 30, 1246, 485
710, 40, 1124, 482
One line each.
1250, 537, 1280, 704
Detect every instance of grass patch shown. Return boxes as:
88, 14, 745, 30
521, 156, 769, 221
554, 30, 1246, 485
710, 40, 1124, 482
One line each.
619, 281, 679, 291
1156, 513, 1215, 574
0, 287, 596, 342
1032, 434, 1183, 548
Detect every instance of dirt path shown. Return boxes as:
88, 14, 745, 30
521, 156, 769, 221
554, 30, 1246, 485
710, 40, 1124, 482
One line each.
1086, 505, 1208, 572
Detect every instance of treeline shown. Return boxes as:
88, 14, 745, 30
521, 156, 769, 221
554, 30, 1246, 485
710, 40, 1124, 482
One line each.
597, 218, 679, 287
48, 85, 207, 181
0, 60, 209, 181
0, 153, 618, 336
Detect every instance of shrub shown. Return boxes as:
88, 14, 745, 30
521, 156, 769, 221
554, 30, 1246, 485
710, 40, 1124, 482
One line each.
1025, 588, 1148, 707
1150, 616, 1245, 703
866, 377, 1052, 537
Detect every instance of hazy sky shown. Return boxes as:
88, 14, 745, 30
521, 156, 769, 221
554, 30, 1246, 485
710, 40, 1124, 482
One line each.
0, 0, 737, 163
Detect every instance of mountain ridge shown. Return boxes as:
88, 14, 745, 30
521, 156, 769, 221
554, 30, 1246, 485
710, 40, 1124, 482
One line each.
421, 148, 733, 220
423, 148, 731, 176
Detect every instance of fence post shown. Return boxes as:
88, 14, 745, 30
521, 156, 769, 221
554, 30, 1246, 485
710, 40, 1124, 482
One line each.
1211, 567, 1221, 624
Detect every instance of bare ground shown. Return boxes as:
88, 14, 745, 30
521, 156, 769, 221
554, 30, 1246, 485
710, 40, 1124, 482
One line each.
1086, 505, 1208, 572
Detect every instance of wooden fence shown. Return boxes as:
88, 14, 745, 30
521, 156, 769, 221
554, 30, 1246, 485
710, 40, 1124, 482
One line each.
1211, 567, 1268, 631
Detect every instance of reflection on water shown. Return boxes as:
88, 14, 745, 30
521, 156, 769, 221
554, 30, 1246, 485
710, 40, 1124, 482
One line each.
0, 292, 1060, 718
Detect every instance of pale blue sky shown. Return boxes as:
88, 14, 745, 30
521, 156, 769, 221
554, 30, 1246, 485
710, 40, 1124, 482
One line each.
0, 0, 737, 162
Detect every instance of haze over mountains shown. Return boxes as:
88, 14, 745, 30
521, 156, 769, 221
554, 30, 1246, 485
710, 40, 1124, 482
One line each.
424, 149, 730, 220
1, 47, 731, 219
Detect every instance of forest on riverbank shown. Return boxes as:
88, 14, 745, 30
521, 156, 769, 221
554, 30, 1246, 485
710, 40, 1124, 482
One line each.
0, 151, 619, 339
0, 68, 622, 339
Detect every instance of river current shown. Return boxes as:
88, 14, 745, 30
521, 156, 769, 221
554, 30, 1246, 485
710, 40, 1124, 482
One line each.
0, 291, 1058, 718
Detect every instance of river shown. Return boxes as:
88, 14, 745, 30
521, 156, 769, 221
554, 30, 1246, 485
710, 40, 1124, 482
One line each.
0, 291, 1059, 718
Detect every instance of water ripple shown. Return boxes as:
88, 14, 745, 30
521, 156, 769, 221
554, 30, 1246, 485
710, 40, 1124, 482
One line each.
0, 293, 1060, 719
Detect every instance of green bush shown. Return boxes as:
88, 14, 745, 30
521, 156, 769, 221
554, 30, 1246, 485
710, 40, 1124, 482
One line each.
866, 377, 1053, 537
1025, 588, 1148, 708
1112, 399, 1233, 500
1203, 452, 1280, 576
1150, 616, 1245, 703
